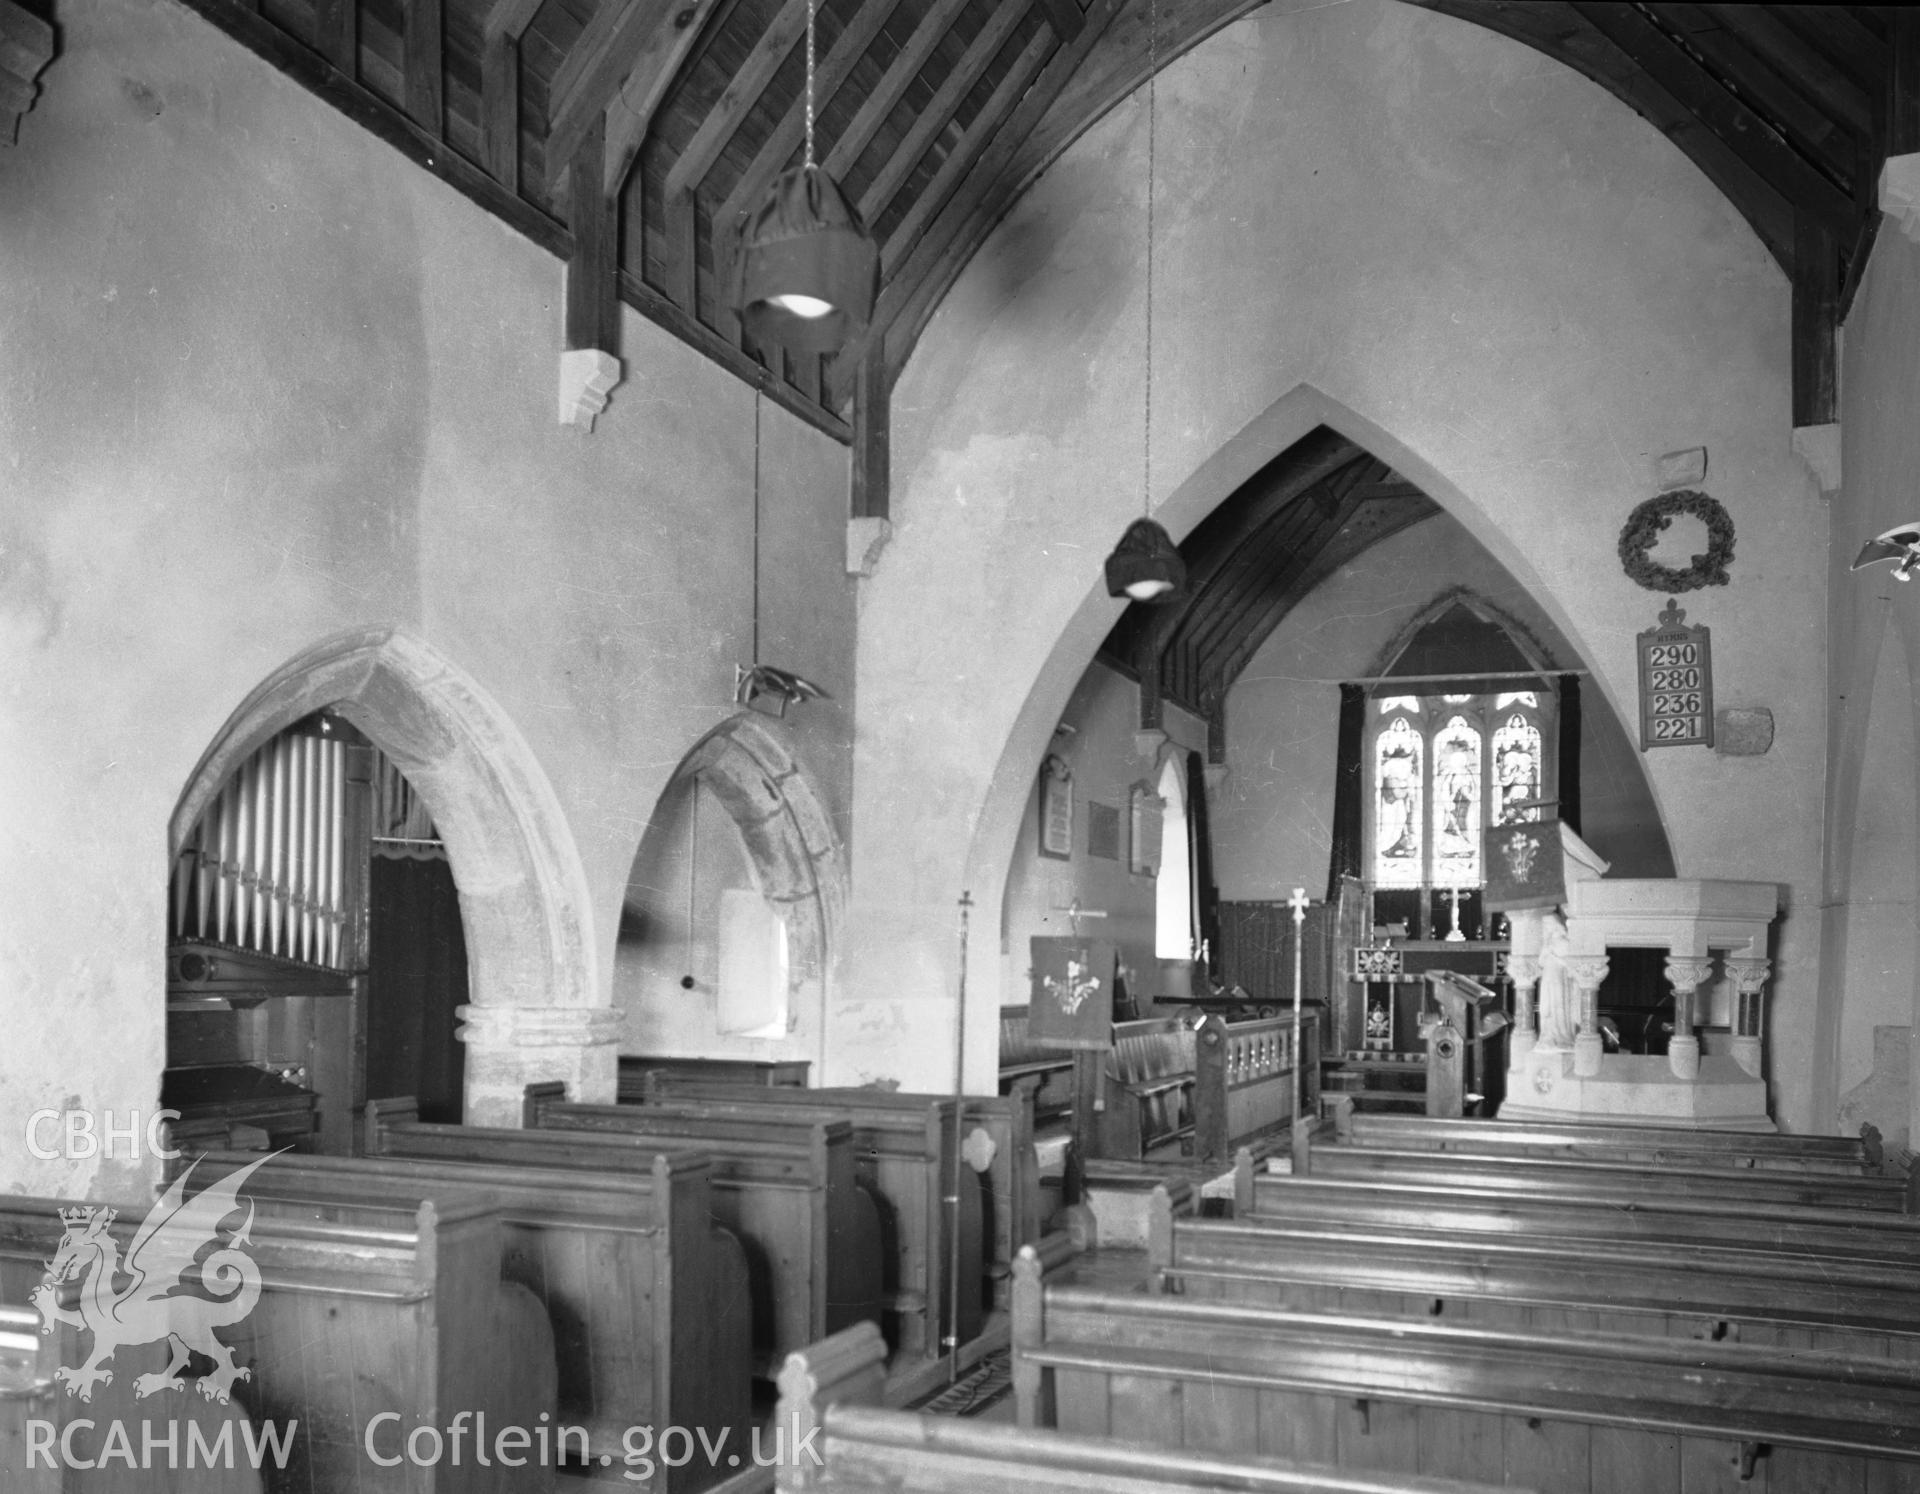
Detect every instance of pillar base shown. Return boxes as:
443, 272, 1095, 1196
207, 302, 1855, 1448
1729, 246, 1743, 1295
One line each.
1501, 1053, 1772, 1130
1572, 1032, 1603, 1077
457, 1003, 623, 1126
1508, 1028, 1538, 1063
1668, 1035, 1700, 1081
1731, 1034, 1762, 1078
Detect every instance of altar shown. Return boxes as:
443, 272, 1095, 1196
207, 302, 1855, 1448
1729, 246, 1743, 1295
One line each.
1497, 826, 1780, 1131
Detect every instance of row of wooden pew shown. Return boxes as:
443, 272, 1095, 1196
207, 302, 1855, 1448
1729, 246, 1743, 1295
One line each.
0, 1065, 1060, 1493
989, 1115, 1920, 1492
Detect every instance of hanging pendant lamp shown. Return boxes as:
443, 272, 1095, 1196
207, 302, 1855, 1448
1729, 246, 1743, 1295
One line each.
734, 0, 876, 355
1103, 0, 1185, 606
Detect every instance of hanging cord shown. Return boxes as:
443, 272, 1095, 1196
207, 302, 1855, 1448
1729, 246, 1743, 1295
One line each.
804, 0, 818, 170
1142, 0, 1156, 522
752, 388, 763, 662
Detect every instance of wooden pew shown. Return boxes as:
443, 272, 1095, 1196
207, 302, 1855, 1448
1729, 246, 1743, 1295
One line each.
617, 1054, 810, 1099
1012, 1244, 1920, 1491
1338, 1112, 1872, 1175
999, 1006, 1074, 1124
1099, 1018, 1198, 1159
1146, 1189, 1920, 1361
181, 1146, 751, 1488
779, 1319, 1526, 1494
524, 1084, 955, 1361
1193, 1012, 1320, 1167
1299, 1138, 1909, 1212
0, 1298, 266, 1493
0, 1183, 554, 1493
368, 1096, 881, 1373
1235, 1167, 1920, 1264
609, 1077, 1041, 1354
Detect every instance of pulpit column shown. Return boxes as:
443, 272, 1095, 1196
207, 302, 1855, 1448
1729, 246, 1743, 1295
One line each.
1724, 957, 1772, 1078
1506, 956, 1540, 1063
1664, 956, 1716, 1080
1566, 956, 1609, 1077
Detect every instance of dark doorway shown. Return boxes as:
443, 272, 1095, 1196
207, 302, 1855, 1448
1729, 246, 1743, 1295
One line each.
366, 855, 469, 1123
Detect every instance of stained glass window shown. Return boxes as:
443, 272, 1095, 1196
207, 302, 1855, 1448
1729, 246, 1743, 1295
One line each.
1374, 717, 1423, 886
1492, 713, 1543, 825
1377, 695, 1421, 716
1495, 691, 1537, 710
1430, 716, 1482, 884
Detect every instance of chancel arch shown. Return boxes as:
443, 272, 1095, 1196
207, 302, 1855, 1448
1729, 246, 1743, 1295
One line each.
615, 712, 846, 1077
167, 628, 610, 1132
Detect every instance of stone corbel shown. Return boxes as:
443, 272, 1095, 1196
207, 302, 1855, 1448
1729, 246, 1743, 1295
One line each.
559, 348, 622, 432
1881, 153, 1920, 244
846, 516, 893, 577
0, 1, 55, 146
1791, 423, 1841, 499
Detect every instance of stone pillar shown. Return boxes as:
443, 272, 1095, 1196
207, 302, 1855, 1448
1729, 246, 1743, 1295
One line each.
1724, 956, 1772, 1079
457, 1003, 623, 1126
1506, 956, 1540, 1064
1565, 956, 1609, 1077
1663, 956, 1716, 1081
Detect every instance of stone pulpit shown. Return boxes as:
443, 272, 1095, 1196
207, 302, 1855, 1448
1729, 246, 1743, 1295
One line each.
1499, 825, 1780, 1131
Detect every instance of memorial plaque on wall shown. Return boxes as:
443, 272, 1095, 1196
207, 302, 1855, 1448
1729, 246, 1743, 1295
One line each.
1637, 599, 1713, 750
1028, 937, 1115, 1049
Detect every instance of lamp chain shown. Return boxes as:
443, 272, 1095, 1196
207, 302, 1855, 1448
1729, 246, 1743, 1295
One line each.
1143, 0, 1156, 523
752, 388, 763, 662
804, 0, 817, 170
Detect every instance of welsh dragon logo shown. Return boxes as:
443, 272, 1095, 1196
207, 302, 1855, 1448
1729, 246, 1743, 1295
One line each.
32, 1153, 274, 1405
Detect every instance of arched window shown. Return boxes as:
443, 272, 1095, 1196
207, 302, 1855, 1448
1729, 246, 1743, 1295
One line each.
1363, 688, 1554, 938
1154, 756, 1193, 960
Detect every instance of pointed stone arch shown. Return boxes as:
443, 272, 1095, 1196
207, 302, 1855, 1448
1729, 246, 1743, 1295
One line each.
171, 627, 612, 1123
617, 712, 846, 1071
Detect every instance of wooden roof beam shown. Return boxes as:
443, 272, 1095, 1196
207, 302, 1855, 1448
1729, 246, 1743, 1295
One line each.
1037, 0, 1081, 42
828, 0, 1123, 404
545, 0, 722, 195
711, 0, 911, 260
1697, 4, 1873, 137
485, 0, 545, 42
821, 0, 973, 180
662, 0, 813, 200
876, 24, 1055, 274
1568, 3, 1854, 230
856, 0, 1035, 232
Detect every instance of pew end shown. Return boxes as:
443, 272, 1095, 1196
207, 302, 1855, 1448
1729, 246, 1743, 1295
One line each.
522, 1079, 569, 1127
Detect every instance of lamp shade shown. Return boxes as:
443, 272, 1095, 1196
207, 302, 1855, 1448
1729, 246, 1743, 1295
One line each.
1104, 518, 1187, 603
734, 165, 878, 355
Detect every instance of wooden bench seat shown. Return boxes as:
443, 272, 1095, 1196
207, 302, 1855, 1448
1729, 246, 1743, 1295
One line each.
1338, 1113, 1872, 1175
617, 1054, 810, 1097
1301, 1139, 1908, 1212
1237, 1168, 1920, 1264
1146, 1190, 1920, 1360
0, 1181, 554, 1493
369, 1096, 881, 1373
183, 1146, 751, 1488
1100, 1018, 1199, 1158
778, 1319, 1526, 1494
1013, 1245, 1920, 1491
611, 1077, 1042, 1352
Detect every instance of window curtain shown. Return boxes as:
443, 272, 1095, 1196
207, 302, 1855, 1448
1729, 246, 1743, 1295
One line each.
1556, 673, 1582, 836
1326, 682, 1365, 900
1185, 751, 1220, 981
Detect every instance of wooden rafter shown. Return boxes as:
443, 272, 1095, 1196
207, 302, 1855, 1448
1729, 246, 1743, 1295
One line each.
1036, 0, 1082, 42
856, 0, 1034, 230
821, 0, 973, 180
1568, 3, 1854, 229
402, 0, 443, 132
662, 0, 813, 200
829, 0, 1127, 402
485, 0, 546, 42
1697, 5, 1873, 137
545, 0, 721, 193
711, 0, 910, 251
857, 0, 1259, 400
878, 25, 1055, 275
